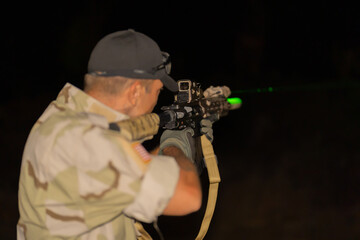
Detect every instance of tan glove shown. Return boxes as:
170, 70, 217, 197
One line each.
159, 128, 196, 162
200, 119, 214, 143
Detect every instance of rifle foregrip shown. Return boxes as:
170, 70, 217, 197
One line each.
109, 113, 160, 141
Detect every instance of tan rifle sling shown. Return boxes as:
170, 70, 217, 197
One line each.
195, 135, 221, 240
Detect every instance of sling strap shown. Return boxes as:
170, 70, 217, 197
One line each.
195, 135, 221, 240
135, 221, 153, 240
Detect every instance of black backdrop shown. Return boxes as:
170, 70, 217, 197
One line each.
1, 1, 360, 239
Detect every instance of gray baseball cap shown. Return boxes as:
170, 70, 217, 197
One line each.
88, 29, 178, 92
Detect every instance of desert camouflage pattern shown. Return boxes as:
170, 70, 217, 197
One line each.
17, 83, 179, 240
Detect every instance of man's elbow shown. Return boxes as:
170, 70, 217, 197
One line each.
163, 184, 202, 216
184, 187, 202, 214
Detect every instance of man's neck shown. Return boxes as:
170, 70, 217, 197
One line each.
86, 90, 132, 116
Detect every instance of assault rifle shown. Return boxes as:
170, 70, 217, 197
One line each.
158, 79, 241, 134
109, 79, 241, 142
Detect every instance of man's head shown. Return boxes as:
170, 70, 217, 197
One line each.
85, 29, 177, 117
84, 74, 163, 117
87, 29, 178, 92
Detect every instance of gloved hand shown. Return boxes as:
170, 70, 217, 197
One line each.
159, 128, 195, 163
200, 119, 214, 143
200, 113, 219, 143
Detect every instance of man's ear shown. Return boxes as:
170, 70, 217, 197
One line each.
128, 81, 142, 105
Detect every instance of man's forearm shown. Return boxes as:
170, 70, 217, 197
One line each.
161, 146, 202, 215
162, 146, 197, 172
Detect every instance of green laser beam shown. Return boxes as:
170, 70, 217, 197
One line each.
231, 81, 360, 94
227, 97, 242, 105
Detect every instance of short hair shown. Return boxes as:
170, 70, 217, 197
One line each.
84, 73, 154, 95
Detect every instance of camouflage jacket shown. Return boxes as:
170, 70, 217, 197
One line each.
17, 83, 179, 240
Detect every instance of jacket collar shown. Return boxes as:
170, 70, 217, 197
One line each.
56, 83, 129, 122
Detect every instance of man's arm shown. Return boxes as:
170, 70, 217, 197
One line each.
161, 146, 202, 215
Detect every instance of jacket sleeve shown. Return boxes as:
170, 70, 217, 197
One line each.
46, 113, 179, 231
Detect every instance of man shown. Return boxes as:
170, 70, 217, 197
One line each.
17, 29, 202, 239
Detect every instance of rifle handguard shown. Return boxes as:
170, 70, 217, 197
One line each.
108, 112, 178, 142
109, 113, 160, 142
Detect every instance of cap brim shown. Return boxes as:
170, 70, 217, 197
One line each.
90, 68, 178, 92
161, 74, 178, 92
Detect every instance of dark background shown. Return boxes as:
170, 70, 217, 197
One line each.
1, 1, 360, 239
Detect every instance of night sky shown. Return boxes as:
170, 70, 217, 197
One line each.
1, 1, 360, 239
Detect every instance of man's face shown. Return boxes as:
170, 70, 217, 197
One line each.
131, 79, 163, 117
